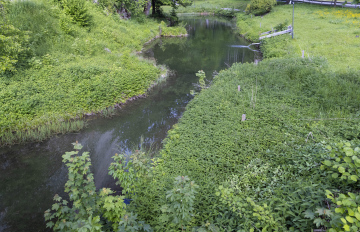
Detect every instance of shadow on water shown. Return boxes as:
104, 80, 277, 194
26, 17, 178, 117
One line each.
0, 16, 258, 231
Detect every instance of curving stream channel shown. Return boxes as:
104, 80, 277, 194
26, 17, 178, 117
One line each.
0, 16, 258, 231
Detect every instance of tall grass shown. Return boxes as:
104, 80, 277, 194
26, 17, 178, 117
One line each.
237, 4, 360, 71
0, 120, 86, 146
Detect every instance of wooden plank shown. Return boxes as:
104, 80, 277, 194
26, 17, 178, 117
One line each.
259, 28, 292, 40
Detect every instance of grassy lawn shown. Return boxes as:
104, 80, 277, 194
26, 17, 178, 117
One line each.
237, 3, 360, 71
162, 0, 250, 14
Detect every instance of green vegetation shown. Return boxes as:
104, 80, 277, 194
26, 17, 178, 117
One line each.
0, 0, 187, 146
237, 4, 360, 71
133, 58, 360, 231
40, 1, 360, 231
245, 0, 276, 15
47, 57, 360, 231
162, 0, 250, 16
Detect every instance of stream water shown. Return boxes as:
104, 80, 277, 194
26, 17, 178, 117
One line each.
0, 16, 258, 232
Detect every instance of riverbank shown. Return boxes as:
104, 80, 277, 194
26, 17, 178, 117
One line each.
0, 0, 187, 146
130, 3, 360, 231
162, 0, 250, 16
237, 3, 360, 71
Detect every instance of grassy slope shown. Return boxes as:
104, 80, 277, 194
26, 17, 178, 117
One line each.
162, 0, 250, 14
237, 4, 360, 71
134, 3, 360, 231
136, 57, 360, 230
0, 0, 186, 145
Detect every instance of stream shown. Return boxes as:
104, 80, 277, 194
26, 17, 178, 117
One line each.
0, 16, 258, 232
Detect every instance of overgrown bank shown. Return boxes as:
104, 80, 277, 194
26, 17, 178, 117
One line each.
46, 57, 360, 231
40, 1, 360, 230
237, 4, 360, 71
135, 57, 360, 231
0, 0, 187, 146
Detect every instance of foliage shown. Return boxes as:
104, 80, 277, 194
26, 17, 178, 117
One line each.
326, 190, 360, 231
237, 4, 360, 70
116, 0, 149, 18
274, 19, 288, 31
191, 70, 207, 96
160, 176, 199, 231
62, 0, 92, 26
108, 149, 154, 198
44, 142, 127, 231
118, 213, 153, 232
0, 0, 30, 73
0, 0, 187, 146
321, 142, 360, 185
132, 57, 360, 230
245, 0, 276, 15
163, 0, 250, 15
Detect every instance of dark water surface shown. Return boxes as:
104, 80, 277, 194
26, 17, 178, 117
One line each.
0, 16, 257, 231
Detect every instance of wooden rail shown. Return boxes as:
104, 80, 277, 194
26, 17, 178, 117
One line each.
259, 26, 292, 40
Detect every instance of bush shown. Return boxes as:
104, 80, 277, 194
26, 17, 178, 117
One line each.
245, 0, 276, 15
62, 0, 92, 27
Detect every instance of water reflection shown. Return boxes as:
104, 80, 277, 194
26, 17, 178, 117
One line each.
0, 16, 258, 232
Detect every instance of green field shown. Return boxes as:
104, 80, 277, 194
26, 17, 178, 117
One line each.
237, 4, 360, 71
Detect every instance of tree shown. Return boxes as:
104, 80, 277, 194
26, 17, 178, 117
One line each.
152, 0, 192, 16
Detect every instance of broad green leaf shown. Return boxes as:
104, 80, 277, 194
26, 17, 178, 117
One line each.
348, 208, 355, 216
344, 157, 352, 163
344, 224, 350, 231
339, 166, 346, 173
314, 218, 323, 227
355, 212, 360, 221
350, 175, 358, 182
324, 160, 332, 166
304, 209, 315, 219
346, 216, 354, 223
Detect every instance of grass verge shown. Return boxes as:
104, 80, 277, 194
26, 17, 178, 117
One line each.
236, 3, 360, 71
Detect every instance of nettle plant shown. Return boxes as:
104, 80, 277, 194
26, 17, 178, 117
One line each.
44, 142, 127, 231
108, 149, 154, 198
159, 176, 199, 231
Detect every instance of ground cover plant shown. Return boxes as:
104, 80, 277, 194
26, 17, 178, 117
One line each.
0, 0, 187, 146
133, 57, 360, 231
46, 57, 360, 231
237, 4, 360, 71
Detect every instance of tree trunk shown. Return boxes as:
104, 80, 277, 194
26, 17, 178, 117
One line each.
144, 0, 151, 15
151, 0, 156, 15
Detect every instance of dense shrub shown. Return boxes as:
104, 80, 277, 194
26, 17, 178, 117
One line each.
245, 0, 276, 15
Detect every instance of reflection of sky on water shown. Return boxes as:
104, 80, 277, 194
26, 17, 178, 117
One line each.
0, 16, 258, 232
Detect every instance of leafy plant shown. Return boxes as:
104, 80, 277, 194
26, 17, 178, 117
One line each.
44, 142, 127, 231
274, 19, 289, 31
245, 0, 276, 15
326, 190, 360, 231
62, 0, 92, 27
160, 176, 199, 231
321, 142, 360, 184
108, 149, 154, 198
118, 212, 153, 232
